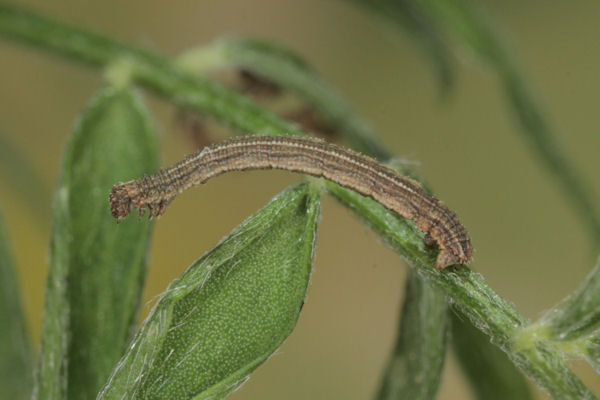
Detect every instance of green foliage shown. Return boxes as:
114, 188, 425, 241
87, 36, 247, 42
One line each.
0, 2, 598, 400
376, 271, 448, 400
34, 86, 159, 400
0, 211, 33, 400
99, 184, 320, 399
327, 181, 594, 399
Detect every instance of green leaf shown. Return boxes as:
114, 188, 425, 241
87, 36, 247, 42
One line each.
33, 86, 159, 400
99, 183, 321, 400
376, 270, 448, 400
33, 169, 70, 400
0, 210, 33, 400
451, 312, 533, 400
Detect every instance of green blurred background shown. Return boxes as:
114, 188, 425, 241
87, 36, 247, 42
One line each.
1, 0, 599, 398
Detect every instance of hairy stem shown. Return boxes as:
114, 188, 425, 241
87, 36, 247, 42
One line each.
328, 181, 595, 399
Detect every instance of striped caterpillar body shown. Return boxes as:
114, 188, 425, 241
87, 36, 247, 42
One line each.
110, 135, 472, 270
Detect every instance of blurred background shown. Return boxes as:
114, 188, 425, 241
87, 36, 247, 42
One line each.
1, 0, 599, 398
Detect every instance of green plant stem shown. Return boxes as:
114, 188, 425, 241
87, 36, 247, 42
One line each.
0, 5, 595, 398
327, 181, 595, 399
375, 270, 448, 400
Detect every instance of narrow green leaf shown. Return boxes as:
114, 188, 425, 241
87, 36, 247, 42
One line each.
0, 133, 50, 222
99, 183, 321, 400
376, 270, 448, 400
33, 175, 70, 400
342, 0, 454, 93
535, 256, 600, 342
0, 210, 33, 400
451, 312, 532, 400
33, 86, 159, 400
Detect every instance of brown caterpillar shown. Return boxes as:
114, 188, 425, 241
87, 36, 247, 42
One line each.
110, 135, 472, 269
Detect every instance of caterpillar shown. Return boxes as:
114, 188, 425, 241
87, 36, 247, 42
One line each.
110, 135, 472, 269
